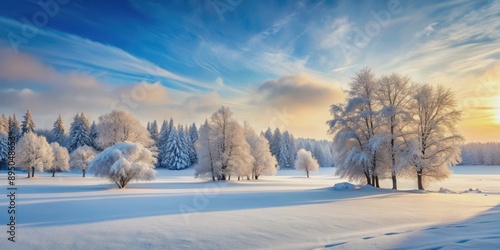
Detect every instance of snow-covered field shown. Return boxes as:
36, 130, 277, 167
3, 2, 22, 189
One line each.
1, 165, 499, 249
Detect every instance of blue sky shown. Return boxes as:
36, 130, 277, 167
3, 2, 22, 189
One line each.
0, 0, 499, 141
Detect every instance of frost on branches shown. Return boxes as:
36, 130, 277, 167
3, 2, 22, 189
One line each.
244, 122, 277, 179
95, 110, 155, 150
48, 142, 70, 177
327, 68, 462, 190
70, 145, 97, 177
295, 149, 319, 178
194, 107, 253, 181
15, 132, 54, 178
89, 142, 157, 189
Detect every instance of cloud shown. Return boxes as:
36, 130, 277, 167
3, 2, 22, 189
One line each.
251, 75, 344, 138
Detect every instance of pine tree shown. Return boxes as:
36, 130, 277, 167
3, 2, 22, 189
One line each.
188, 123, 198, 165
8, 115, 22, 142
156, 120, 169, 168
67, 113, 92, 152
149, 120, 159, 143
278, 131, 295, 169
263, 127, 273, 150
163, 127, 190, 170
52, 114, 66, 145
21, 110, 36, 135
270, 128, 282, 159
0, 132, 8, 165
89, 121, 99, 150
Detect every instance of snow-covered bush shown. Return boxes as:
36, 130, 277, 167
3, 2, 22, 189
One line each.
70, 145, 97, 177
89, 142, 157, 188
49, 142, 70, 177
294, 149, 319, 178
15, 132, 54, 178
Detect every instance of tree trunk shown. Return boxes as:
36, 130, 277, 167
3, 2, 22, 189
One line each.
52, 169, 55, 177
365, 172, 371, 185
27, 167, 31, 178
83, 169, 86, 177
31, 166, 35, 177
417, 170, 424, 190
238, 176, 240, 181
255, 175, 259, 180
375, 176, 380, 188
371, 176, 375, 186
306, 170, 309, 178
212, 176, 216, 181
392, 174, 397, 190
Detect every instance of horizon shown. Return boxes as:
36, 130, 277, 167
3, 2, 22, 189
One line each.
0, 0, 499, 142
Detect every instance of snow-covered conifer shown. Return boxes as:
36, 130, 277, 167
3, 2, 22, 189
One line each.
278, 131, 295, 169
164, 127, 190, 170
21, 110, 36, 135
67, 113, 92, 152
8, 115, 22, 142
0, 114, 8, 134
52, 114, 66, 145
149, 120, 159, 143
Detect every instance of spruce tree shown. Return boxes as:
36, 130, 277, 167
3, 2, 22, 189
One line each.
164, 127, 190, 170
278, 131, 295, 169
0, 114, 8, 134
21, 110, 36, 135
68, 113, 92, 152
52, 114, 66, 145
8, 115, 22, 142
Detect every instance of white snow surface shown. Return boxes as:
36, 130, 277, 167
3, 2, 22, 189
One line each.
1, 165, 499, 249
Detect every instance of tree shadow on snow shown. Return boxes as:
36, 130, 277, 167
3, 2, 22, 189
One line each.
9, 183, 390, 228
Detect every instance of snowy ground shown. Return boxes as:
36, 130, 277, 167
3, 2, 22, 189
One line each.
0, 165, 499, 249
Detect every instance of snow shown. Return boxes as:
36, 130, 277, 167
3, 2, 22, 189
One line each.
332, 182, 356, 190
0, 165, 499, 249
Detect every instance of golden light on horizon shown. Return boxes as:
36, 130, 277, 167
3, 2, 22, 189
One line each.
496, 96, 500, 124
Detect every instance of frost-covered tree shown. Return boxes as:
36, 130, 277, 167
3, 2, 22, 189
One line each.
95, 110, 155, 150
244, 123, 277, 179
67, 113, 92, 152
376, 73, 414, 189
328, 68, 384, 187
89, 142, 157, 189
21, 110, 36, 135
8, 115, 22, 142
410, 84, 463, 190
195, 120, 219, 181
295, 149, 319, 178
194, 107, 253, 181
278, 131, 296, 169
15, 132, 54, 178
163, 127, 191, 170
70, 145, 97, 177
48, 142, 70, 177
52, 114, 66, 145
263, 127, 273, 149
0, 114, 8, 134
